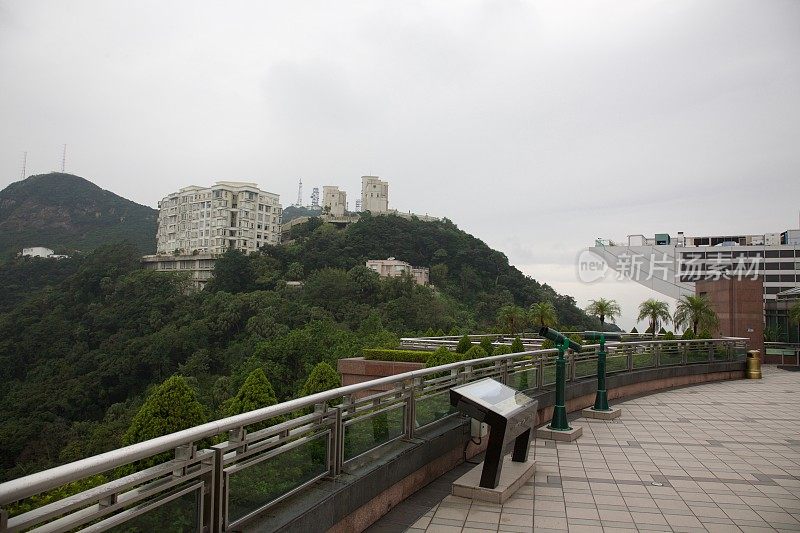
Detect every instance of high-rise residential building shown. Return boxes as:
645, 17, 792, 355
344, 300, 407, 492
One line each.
323, 186, 347, 217
361, 176, 389, 213
156, 181, 281, 255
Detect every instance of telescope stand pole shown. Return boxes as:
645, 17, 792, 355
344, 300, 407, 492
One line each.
593, 334, 610, 411
548, 340, 571, 431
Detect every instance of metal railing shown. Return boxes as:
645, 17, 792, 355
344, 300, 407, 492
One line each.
764, 342, 800, 365
0, 337, 747, 532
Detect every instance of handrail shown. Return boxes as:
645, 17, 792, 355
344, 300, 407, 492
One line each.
0, 336, 748, 532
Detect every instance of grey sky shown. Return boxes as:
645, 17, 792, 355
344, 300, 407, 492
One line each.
1, 0, 799, 329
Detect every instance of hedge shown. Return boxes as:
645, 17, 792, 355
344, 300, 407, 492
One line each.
362, 348, 433, 363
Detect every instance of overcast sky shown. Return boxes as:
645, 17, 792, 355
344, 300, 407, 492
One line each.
1, 0, 799, 329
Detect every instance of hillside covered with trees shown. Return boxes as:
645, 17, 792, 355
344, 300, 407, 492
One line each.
0, 173, 157, 259
0, 214, 598, 482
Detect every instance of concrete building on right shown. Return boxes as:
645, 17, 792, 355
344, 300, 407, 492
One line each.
361, 176, 389, 213
589, 221, 800, 343
323, 186, 347, 217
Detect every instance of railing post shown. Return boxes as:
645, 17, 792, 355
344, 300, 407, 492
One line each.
401, 379, 415, 440
627, 349, 633, 372
681, 341, 687, 365
229, 427, 245, 456
654, 342, 661, 367
536, 356, 544, 389
593, 335, 610, 411
568, 351, 576, 382
1, 508, 9, 531
205, 446, 224, 533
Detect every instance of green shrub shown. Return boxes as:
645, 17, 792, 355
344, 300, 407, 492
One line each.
630, 326, 638, 333
425, 347, 461, 368
456, 334, 472, 354
362, 348, 432, 363
662, 331, 676, 341
658, 327, 667, 335
698, 329, 712, 339
463, 345, 488, 360
681, 329, 695, 340
479, 337, 494, 356
510, 336, 524, 353
541, 339, 555, 350
568, 333, 584, 346
493, 344, 512, 356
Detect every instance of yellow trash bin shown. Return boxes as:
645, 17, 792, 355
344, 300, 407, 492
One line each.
746, 350, 762, 379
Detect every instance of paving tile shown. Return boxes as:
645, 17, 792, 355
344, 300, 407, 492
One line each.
365, 367, 800, 533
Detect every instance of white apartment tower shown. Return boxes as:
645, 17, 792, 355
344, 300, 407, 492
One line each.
361, 176, 389, 213
156, 181, 282, 255
323, 186, 347, 217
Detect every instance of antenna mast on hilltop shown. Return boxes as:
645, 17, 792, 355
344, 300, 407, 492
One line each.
310, 187, 320, 208
60, 144, 67, 172
20, 151, 27, 180
295, 179, 303, 206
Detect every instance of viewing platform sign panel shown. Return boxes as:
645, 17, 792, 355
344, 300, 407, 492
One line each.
450, 378, 538, 489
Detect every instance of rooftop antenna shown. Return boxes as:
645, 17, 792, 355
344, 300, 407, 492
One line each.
20, 151, 27, 180
60, 144, 66, 172
295, 178, 303, 207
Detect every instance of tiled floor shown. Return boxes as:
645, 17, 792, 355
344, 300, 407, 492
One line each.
367, 366, 800, 532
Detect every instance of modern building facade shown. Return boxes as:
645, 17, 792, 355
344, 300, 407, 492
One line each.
156, 181, 281, 255
361, 176, 389, 213
695, 277, 764, 351
322, 186, 347, 217
366, 257, 430, 285
589, 226, 800, 306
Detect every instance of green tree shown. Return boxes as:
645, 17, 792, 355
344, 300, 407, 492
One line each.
479, 336, 494, 356
286, 262, 304, 281
493, 344, 512, 356
456, 334, 472, 354
497, 305, 527, 335
630, 326, 638, 334
463, 345, 488, 360
225, 368, 278, 416
681, 329, 696, 340
206, 248, 256, 293
673, 295, 719, 336
511, 336, 524, 353
529, 301, 557, 329
585, 298, 621, 330
124, 376, 206, 445
637, 299, 671, 339
791, 302, 800, 325
300, 362, 341, 397
426, 347, 460, 368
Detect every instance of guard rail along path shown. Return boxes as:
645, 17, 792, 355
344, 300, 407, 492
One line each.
0, 336, 748, 533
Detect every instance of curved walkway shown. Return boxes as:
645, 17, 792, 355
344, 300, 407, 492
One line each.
367, 366, 800, 532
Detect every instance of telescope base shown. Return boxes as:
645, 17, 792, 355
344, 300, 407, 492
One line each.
582, 407, 622, 420
452, 453, 536, 504
536, 425, 582, 442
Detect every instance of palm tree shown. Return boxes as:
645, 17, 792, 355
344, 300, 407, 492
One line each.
790, 302, 800, 339
497, 305, 527, 335
673, 294, 719, 336
529, 301, 558, 329
637, 299, 671, 338
585, 298, 621, 330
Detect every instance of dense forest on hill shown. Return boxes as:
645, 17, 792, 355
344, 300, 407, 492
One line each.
0, 173, 157, 259
0, 215, 599, 481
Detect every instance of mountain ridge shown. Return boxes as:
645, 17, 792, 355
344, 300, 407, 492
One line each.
0, 172, 157, 258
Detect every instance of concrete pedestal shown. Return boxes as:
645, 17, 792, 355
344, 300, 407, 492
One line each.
452, 454, 536, 504
536, 425, 582, 442
581, 407, 622, 420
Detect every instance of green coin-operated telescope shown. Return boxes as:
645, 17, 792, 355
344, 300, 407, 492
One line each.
582, 331, 621, 412
539, 326, 582, 352
583, 331, 622, 342
538, 327, 580, 431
